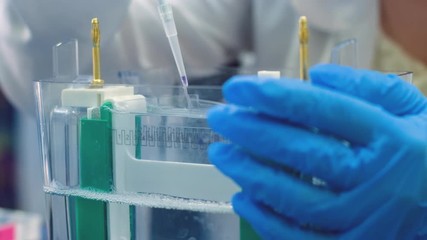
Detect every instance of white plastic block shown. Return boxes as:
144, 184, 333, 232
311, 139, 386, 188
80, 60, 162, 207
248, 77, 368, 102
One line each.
257, 70, 281, 79
124, 159, 240, 202
108, 95, 147, 113
61, 86, 134, 107
109, 94, 146, 240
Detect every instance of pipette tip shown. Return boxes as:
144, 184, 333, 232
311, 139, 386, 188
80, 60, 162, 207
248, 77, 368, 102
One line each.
181, 76, 188, 87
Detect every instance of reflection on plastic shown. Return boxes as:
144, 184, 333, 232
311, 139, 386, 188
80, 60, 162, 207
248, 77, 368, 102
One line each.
330, 39, 358, 67
52, 39, 79, 80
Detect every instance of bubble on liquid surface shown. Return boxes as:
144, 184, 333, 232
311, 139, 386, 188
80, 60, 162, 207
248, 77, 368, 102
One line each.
44, 185, 233, 214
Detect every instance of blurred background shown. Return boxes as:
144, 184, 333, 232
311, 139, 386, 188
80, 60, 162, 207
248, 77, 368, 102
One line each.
0, 89, 15, 210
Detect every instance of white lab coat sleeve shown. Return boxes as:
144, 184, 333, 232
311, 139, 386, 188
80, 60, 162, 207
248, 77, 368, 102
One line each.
0, 0, 131, 114
0, 0, 249, 114
289, 0, 374, 32
288, 0, 379, 69
171, 0, 251, 68
108, 0, 250, 76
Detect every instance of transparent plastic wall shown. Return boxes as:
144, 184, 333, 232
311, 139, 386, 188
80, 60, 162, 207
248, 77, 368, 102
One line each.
34, 39, 264, 240
35, 75, 260, 239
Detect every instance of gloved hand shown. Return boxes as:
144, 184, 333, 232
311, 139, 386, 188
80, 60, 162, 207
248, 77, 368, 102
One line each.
207, 64, 427, 239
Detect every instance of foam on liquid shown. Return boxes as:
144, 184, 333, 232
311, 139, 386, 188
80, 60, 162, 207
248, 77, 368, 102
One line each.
44, 184, 233, 214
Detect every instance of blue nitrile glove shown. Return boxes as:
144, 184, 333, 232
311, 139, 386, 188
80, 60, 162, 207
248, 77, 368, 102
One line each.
207, 64, 427, 239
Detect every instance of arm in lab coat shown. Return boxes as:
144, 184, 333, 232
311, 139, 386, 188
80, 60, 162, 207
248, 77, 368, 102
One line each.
290, 0, 378, 32
115, 1, 251, 73
0, 0, 250, 114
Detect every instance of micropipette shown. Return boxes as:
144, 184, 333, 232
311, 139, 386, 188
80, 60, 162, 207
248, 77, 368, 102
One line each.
156, 0, 190, 94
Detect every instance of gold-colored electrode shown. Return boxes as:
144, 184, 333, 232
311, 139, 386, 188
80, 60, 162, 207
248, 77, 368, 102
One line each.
299, 16, 309, 81
91, 18, 104, 88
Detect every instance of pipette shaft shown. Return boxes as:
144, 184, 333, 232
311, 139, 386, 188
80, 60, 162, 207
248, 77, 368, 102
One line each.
168, 35, 188, 86
157, 0, 188, 87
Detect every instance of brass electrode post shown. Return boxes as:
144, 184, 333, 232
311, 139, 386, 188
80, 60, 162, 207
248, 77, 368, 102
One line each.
299, 16, 309, 81
91, 18, 104, 88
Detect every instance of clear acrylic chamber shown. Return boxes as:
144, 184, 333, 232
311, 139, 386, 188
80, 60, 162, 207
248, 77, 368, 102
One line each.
35, 66, 261, 240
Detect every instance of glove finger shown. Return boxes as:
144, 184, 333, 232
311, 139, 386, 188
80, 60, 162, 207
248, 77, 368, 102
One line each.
209, 143, 367, 231
222, 76, 396, 145
208, 105, 367, 190
233, 192, 334, 240
310, 64, 427, 116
